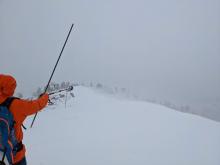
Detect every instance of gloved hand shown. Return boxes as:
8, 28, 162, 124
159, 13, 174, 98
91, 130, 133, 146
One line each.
38, 93, 45, 98
38, 93, 49, 109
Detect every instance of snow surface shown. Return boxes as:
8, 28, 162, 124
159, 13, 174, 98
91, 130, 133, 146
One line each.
2, 86, 220, 165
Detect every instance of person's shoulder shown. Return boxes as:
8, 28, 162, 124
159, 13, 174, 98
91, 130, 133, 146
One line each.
2, 97, 20, 107
10, 97, 31, 107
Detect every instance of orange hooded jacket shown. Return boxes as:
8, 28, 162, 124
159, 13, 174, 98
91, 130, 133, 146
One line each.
0, 74, 49, 163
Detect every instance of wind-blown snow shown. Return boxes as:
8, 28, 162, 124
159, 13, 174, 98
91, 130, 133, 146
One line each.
15, 87, 220, 164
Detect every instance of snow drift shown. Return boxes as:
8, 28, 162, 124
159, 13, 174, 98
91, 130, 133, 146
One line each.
3, 86, 220, 165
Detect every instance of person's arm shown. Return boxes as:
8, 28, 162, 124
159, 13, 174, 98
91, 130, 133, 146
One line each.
10, 94, 49, 116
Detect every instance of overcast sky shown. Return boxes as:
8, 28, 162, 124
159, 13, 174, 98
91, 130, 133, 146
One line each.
0, 0, 220, 107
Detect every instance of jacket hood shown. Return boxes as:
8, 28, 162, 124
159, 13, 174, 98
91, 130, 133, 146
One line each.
0, 74, 17, 103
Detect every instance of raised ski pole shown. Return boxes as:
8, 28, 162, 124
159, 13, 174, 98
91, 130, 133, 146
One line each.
48, 85, 73, 96
30, 23, 74, 128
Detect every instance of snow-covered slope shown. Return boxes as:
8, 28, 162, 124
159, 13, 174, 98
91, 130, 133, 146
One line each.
22, 86, 220, 165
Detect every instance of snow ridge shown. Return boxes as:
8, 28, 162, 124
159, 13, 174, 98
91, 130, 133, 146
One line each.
18, 86, 220, 165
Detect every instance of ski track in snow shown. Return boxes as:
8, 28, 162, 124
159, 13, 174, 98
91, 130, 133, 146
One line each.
14, 87, 220, 165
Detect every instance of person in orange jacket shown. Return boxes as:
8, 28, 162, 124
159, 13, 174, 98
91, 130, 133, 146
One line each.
0, 74, 49, 165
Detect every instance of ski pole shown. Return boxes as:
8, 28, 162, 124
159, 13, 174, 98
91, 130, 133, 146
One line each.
30, 23, 74, 128
48, 85, 73, 96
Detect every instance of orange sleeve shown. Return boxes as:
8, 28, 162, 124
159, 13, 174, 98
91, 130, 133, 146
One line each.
11, 94, 49, 116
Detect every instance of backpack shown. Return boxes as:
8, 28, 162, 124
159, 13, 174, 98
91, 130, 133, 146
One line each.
0, 97, 20, 165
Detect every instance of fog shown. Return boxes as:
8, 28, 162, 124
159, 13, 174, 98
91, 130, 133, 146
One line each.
0, 0, 220, 120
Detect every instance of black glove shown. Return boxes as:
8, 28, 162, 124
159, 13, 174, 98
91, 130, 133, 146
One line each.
38, 93, 45, 98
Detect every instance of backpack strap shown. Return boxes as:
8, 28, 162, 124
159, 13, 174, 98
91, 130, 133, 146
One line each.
0, 97, 27, 131
0, 97, 19, 109
2, 97, 28, 131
